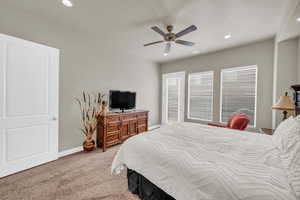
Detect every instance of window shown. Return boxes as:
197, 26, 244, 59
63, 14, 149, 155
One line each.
162, 71, 185, 124
188, 71, 214, 121
220, 66, 257, 126
167, 78, 180, 122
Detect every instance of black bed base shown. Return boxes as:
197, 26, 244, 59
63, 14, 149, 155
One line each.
127, 169, 175, 200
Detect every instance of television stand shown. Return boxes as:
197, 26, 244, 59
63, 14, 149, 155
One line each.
97, 110, 149, 152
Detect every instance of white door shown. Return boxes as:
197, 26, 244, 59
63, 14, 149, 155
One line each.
162, 72, 185, 124
0, 34, 59, 177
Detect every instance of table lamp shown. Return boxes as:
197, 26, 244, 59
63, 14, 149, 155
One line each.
272, 92, 295, 121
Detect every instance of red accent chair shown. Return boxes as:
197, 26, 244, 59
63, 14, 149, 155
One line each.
208, 114, 250, 131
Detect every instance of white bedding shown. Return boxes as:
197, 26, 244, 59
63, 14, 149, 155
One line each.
111, 122, 297, 200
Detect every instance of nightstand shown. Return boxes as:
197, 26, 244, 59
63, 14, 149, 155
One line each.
259, 128, 274, 135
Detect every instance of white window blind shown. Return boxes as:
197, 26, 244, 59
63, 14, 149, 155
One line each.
188, 71, 214, 121
220, 66, 257, 126
167, 78, 180, 122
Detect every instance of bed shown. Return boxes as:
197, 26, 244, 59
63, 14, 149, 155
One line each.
111, 122, 299, 200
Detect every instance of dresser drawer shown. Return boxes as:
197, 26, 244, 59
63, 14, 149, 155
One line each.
107, 116, 120, 122
107, 123, 120, 132
107, 133, 119, 142
106, 139, 120, 147
107, 130, 120, 137
122, 114, 137, 121
137, 113, 147, 118
138, 126, 147, 133
138, 118, 147, 125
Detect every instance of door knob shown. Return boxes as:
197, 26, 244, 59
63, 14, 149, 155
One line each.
52, 117, 58, 121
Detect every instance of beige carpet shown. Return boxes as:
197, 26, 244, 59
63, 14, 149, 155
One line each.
0, 146, 138, 200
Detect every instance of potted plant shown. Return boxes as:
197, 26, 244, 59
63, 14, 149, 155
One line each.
75, 92, 105, 152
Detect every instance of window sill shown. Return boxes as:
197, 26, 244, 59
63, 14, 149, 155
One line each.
187, 117, 213, 122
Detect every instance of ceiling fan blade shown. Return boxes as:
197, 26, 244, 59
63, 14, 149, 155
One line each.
175, 40, 195, 47
165, 43, 171, 54
175, 25, 197, 38
151, 26, 166, 37
144, 40, 164, 47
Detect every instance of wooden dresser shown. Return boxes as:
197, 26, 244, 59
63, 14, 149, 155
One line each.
97, 110, 149, 152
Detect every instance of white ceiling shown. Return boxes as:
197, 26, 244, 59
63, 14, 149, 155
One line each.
277, 0, 300, 42
2, 0, 291, 63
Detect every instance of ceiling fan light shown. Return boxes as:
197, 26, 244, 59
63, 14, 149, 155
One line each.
224, 34, 231, 39
62, 0, 73, 7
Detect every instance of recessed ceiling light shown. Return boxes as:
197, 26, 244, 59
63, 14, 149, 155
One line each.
224, 34, 231, 39
297, 17, 300, 22
62, 0, 73, 7
192, 50, 200, 54
164, 53, 168, 57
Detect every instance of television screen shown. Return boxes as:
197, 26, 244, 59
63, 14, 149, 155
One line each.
109, 90, 136, 111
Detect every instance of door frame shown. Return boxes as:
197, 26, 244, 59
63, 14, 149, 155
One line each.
162, 71, 185, 124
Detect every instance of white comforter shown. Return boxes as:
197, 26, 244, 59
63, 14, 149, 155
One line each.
111, 123, 297, 200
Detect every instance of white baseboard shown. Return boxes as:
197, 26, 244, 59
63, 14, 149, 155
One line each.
149, 124, 161, 130
58, 146, 83, 158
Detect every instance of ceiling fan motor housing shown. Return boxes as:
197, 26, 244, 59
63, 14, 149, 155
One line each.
165, 33, 176, 41
165, 25, 176, 41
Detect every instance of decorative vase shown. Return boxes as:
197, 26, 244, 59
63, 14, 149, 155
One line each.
83, 135, 95, 152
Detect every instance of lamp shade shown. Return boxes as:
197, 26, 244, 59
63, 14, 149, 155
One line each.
272, 93, 295, 111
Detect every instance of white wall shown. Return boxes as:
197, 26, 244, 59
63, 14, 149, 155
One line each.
160, 39, 274, 130
0, 3, 161, 151
273, 37, 298, 126
298, 37, 300, 81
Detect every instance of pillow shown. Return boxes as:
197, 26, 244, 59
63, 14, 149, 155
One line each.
279, 120, 300, 198
274, 116, 294, 136
272, 116, 295, 151
281, 120, 300, 152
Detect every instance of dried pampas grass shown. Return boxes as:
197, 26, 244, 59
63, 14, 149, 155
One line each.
75, 92, 104, 138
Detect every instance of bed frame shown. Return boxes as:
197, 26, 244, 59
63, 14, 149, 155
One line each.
127, 169, 175, 200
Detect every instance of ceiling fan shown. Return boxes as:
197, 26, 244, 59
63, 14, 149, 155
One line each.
144, 25, 198, 56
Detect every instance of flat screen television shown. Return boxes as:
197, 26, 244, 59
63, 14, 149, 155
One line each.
109, 90, 136, 112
